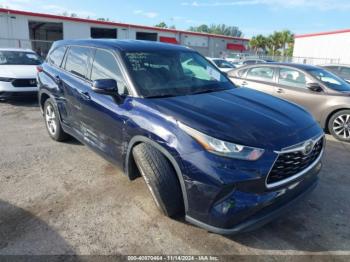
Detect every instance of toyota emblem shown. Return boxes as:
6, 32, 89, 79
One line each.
302, 140, 314, 155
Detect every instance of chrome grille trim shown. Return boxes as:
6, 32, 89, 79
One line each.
266, 133, 325, 189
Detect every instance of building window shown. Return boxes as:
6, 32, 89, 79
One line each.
136, 32, 158, 41
91, 27, 117, 39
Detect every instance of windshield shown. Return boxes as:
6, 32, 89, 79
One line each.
212, 59, 235, 68
0, 51, 42, 65
123, 51, 235, 97
307, 68, 350, 92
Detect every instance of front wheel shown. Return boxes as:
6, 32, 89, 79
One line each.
132, 143, 184, 217
44, 98, 68, 141
328, 110, 350, 142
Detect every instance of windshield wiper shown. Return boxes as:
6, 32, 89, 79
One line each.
190, 88, 222, 95
145, 94, 177, 98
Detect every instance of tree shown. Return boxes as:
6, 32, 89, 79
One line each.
154, 22, 176, 29
97, 18, 110, 21
268, 31, 283, 56
249, 35, 267, 54
188, 24, 242, 37
155, 22, 168, 28
250, 30, 294, 57
280, 30, 294, 56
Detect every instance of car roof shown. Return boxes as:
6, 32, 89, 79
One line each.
238, 62, 321, 70
0, 48, 35, 52
53, 39, 191, 52
319, 64, 350, 68
268, 62, 321, 70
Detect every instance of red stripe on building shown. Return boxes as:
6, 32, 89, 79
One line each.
159, 37, 179, 44
295, 28, 350, 38
226, 43, 246, 51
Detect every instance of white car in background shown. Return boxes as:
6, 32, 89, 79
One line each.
0, 48, 42, 100
206, 57, 236, 73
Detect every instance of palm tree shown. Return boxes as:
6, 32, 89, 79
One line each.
249, 35, 267, 54
280, 30, 294, 56
268, 32, 283, 56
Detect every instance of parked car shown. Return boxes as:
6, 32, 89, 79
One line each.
206, 57, 236, 72
38, 40, 324, 234
319, 64, 350, 83
232, 58, 275, 68
225, 53, 250, 63
0, 48, 42, 100
228, 63, 350, 141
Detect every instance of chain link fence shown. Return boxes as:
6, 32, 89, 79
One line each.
0, 38, 54, 58
256, 55, 341, 65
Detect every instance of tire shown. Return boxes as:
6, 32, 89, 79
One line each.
328, 110, 350, 142
132, 143, 184, 217
43, 98, 68, 141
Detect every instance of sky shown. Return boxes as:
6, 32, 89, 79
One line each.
0, 0, 349, 37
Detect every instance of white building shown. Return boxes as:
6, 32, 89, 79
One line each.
0, 8, 249, 57
294, 29, 350, 64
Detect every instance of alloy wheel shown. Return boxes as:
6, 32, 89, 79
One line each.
45, 104, 57, 136
333, 114, 350, 140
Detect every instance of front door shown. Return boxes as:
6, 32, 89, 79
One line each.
275, 67, 328, 122
78, 48, 130, 164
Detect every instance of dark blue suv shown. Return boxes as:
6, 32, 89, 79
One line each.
38, 40, 324, 234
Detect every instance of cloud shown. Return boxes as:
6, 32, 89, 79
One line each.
133, 9, 158, 18
181, 0, 350, 10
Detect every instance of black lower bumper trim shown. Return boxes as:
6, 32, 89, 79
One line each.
186, 179, 318, 235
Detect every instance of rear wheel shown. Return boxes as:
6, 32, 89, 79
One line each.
132, 143, 183, 217
328, 110, 350, 142
44, 98, 68, 141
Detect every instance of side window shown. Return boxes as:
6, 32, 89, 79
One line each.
91, 49, 128, 95
48, 46, 66, 67
340, 67, 350, 79
244, 60, 257, 65
64, 46, 91, 79
324, 66, 339, 74
237, 68, 248, 77
278, 68, 307, 89
246, 67, 274, 82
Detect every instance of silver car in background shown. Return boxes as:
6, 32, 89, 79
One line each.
228, 63, 350, 142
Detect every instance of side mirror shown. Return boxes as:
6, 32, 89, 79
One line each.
92, 79, 118, 95
306, 82, 323, 92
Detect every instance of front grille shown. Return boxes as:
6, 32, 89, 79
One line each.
267, 136, 324, 187
12, 78, 37, 87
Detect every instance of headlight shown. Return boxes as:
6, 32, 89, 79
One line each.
179, 122, 264, 161
0, 77, 14, 82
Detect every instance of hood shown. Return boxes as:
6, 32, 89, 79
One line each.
146, 88, 321, 150
0, 65, 37, 79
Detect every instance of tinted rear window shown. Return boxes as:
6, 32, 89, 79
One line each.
48, 46, 66, 67
64, 46, 92, 79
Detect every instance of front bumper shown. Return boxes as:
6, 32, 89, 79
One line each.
186, 176, 318, 234
180, 133, 323, 234
0, 81, 38, 93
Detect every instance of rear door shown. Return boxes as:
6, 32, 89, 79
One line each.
238, 66, 277, 95
275, 67, 328, 121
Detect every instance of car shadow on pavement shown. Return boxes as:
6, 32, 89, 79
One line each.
0, 200, 75, 255
1, 96, 39, 108
226, 137, 350, 252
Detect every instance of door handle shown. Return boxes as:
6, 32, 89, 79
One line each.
275, 87, 284, 93
79, 91, 91, 100
54, 75, 61, 84
241, 81, 248, 86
